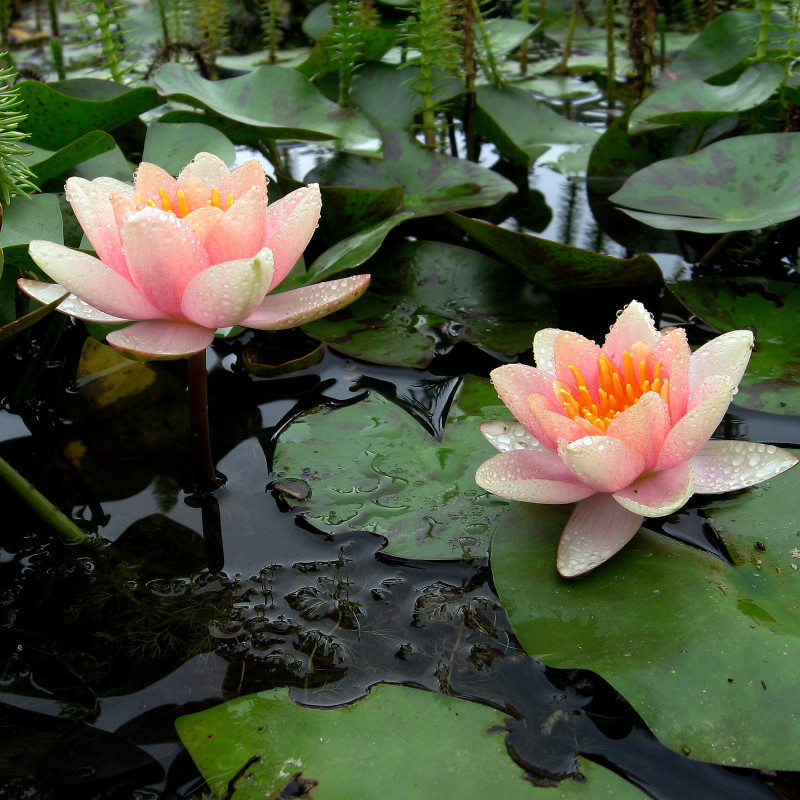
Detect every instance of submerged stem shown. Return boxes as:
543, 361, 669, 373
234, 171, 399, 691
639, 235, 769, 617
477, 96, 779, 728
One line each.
187, 349, 219, 493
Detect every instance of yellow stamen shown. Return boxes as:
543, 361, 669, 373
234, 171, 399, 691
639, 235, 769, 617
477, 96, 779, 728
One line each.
158, 188, 173, 213
207, 187, 223, 209
225, 193, 235, 209
176, 189, 190, 217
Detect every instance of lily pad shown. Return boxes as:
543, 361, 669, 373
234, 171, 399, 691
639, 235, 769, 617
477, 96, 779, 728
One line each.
176, 683, 647, 799
302, 240, 556, 367
610, 133, 800, 233
475, 84, 600, 171
271, 375, 514, 560
16, 79, 160, 150
490, 460, 800, 769
153, 63, 382, 157
0, 193, 63, 275
628, 61, 786, 134
446, 213, 662, 291
141, 122, 236, 175
23, 131, 117, 186
668, 277, 800, 415
305, 131, 517, 280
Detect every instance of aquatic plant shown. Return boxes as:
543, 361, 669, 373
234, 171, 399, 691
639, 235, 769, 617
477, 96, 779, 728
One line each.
475, 301, 798, 577
0, 62, 37, 205
71, 0, 133, 83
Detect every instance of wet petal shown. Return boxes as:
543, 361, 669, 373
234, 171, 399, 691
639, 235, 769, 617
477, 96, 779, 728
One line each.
134, 161, 177, 206
553, 330, 602, 393
65, 177, 126, 275
558, 435, 646, 493
689, 330, 753, 393
557, 494, 644, 578
606, 391, 670, 470
219, 159, 267, 201
182, 249, 274, 328
652, 326, 690, 421
528, 393, 596, 449
242, 275, 370, 330
178, 152, 230, 186
613, 461, 694, 517
602, 300, 659, 362
656, 375, 735, 470
204, 184, 268, 263
475, 449, 595, 504
106, 320, 214, 360
27, 241, 165, 321
17, 279, 131, 323
532, 327, 560, 373
264, 184, 322, 289
480, 420, 545, 453
182, 205, 224, 244
122, 208, 210, 317
692, 440, 798, 494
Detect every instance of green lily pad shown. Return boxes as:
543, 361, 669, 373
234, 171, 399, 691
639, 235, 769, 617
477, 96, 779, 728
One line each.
17, 79, 160, 150
610, 133, 800, 233
446, 213, 662, 291
668, 9, 793, 83
141, 122, 236, 175
628, 61, 786, 134
272, 375, 514, 560
176, 683, 647, 799
0, 193, 63, 273
303, 240, 556, 367
23, 130, 117, 186
153, 63, 382, 157
668, 277, 800, 415
474, 84, 600, 171
490, 459, 800, 768
305, 131, 516, 280
317, 184, 405, 243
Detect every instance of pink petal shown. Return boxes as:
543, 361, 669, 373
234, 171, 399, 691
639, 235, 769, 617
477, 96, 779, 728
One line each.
652, 326, 690, 421
134, 162, 177, 206
243, 275, 370, 330
490, 364, 562, 447
692, 440, 798, 494
606, 391, 670, 470
558, 434, 646, 493
177, 152, 230, 186
27, 241, 165, 321
528, 393, 595, 448
553, 331, 602, 393
122, 208, 211, 318
17, 279, 131, 323
479, 420, 545, 453
475, 449, 595, 503
177, 177, 213, 213
264, 184, 322, 289
65, 177, 126, 275
613, 461, 694, 516
219, 159, 267, 201
689, 330, 753, 394
181, 248, 274, 328
656, 375, 735, 470
601, 300, 659, 363
182, 205, 224, 245
106, 320, 214, 360
557, 494, 644, 578
532, 327, 560, 373
204, 184, 268, 263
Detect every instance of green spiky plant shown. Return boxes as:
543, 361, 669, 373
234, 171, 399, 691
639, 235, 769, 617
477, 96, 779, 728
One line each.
195, 0, 230, 79
70, 0, 133, 83
257, 0, 282, 65
0, 62, 38, 206
330, 0, 363, 106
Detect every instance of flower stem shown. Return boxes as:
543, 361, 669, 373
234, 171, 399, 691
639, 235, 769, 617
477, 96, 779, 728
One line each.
0, 454, 86, 542
187, 349, 219, 493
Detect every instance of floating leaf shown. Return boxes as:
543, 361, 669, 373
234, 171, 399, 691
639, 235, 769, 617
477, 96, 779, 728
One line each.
303, 240, 556, 367
669, 277, 800, 415
610, 133, 800, 233
141, 122, 235, 175
475, 84, 600, 171
628, 61, 786, 134
176, 683, 646, 800
0, 193, 63, 276
272, 375, 514, 560
23, 131, 117, 186
306, 131, 516, 280
153, 63, 382, 156
490, 459, 800, 768
447, 213, 661, 291
17, 79, 160, 150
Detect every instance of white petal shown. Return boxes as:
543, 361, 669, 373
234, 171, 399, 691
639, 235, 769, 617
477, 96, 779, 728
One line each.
480, 420, 545, 453
106, 320, 214, 360
692, 440, 799, 493
689, 330, 753, 393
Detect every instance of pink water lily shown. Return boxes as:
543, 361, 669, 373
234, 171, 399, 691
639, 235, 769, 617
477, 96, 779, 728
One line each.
18, 152, 369, 359
476, 301, 798, 578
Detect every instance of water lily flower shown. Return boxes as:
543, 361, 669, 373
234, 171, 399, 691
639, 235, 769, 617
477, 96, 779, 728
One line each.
18, 152, 370, 360
476, 302, 798, 578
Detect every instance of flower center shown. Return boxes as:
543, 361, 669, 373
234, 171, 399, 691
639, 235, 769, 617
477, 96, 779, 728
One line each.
135, 186, 235, 218
556, 350, 669, 431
